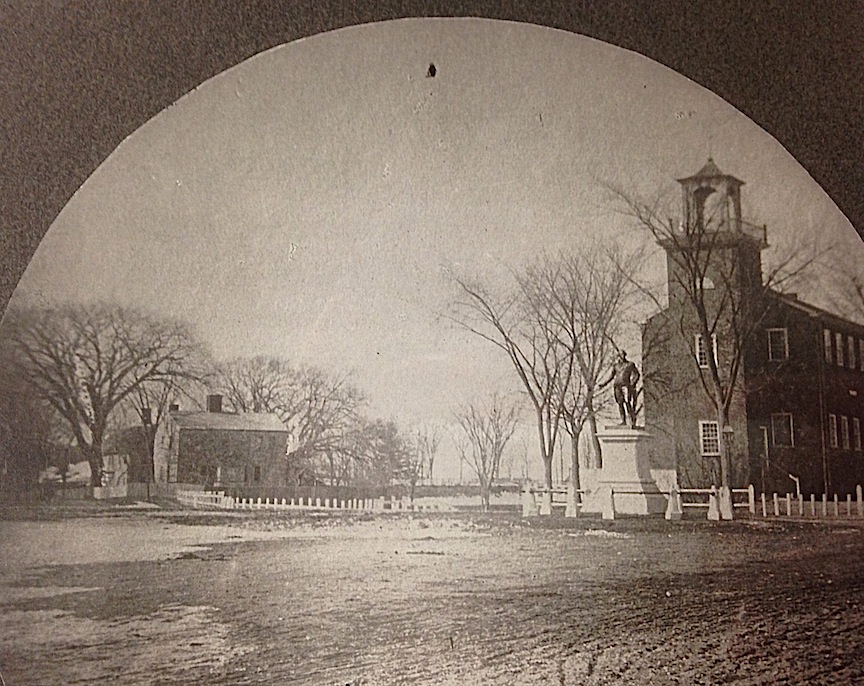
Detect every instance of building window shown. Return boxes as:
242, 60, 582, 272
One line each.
699, 421, 720, 456
771, 413, 794, 447
695, 334, 718, 369
841, 416, 851, 450
854, 418, 862, 452
767, 328, 789, 361
824, 329, 833, 364
848, 335, 857, 370
253, 465, 261, 482
836, 332, 845, 367
828, 414, 838, 448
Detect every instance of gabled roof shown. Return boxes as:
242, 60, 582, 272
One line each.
771, 291, 864, 333
171, 411, 288, 433
677, 157, 744, 186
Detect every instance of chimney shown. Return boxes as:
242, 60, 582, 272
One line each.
169, 403, 179, 412
206, 394, 223, 413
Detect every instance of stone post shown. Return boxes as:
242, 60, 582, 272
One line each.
707, 487, 720, 521
601, 485, 615, 521
664, 485, 682, 521
565, 483, 579, 518
521, 484, 538, 517
718, 486, 733, 520
539, 490, 553, 516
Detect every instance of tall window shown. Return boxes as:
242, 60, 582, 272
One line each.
824, 329, 833, 364
700, 420, 720, 456
771, 413, 794, 447
767, 328, 789, 361
848, 335, 857, 370
828, 414, 839, 448
695, 334, 718, 369
253, 465, 261, 482
836, 332, 845, 367
841, 416, 851, 450
854, 418, 862, 452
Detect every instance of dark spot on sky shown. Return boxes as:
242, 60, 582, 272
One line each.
427, 63, 436, 78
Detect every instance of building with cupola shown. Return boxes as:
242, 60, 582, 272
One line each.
642, 159, 864, 496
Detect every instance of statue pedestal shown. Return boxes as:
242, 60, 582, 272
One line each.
596, 425, 666, 515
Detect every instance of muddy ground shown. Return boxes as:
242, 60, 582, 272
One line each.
1, 507, 864, 685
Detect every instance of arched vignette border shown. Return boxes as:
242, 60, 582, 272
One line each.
2, 1, 862, 312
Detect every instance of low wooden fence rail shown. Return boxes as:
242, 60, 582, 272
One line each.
521, 482, 864, 521
521, 483, 754, 520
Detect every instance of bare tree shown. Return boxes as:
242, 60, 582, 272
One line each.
823, 249, 864, 324
521, 247, 640, 494
2, 303, 204, 486
214, 357, 366, 484
454, 393, 521, 512
216, 356, 297, 417
450, 276, 572, 490
348, 417, 412, 494
404, 425, 441, 503
0, 352, 60, 499
611, 183, 815, 511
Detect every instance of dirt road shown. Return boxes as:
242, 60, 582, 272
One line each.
2, 509, 863, 684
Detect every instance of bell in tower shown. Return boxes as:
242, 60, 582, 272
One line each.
678, 157, 744, 234
661, 159, 768, 302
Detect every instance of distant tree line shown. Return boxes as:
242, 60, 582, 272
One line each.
0, 302, 438, 497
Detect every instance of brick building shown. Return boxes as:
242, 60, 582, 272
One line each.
153, 394, 289, 489
643, 160, 864, 496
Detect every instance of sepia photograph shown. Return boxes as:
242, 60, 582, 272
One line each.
2, 4, 864, 684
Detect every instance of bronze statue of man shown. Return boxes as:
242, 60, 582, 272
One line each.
601, 349, 641, 428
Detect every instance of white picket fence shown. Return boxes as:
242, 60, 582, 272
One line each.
755, 486, 864, 519
175, 490, 452, 513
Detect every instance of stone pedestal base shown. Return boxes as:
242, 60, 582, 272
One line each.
597, 425, 667, 516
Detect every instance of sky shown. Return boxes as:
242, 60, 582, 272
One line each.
10, 18, 864, 481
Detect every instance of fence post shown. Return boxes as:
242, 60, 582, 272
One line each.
565, 483, 579, 518
521, 485, 538, 517
797, 493, 803, 516
761, 492, 767, 518
601, 485, 615, 521
822, 493, 828, 517
665, 485, 682, 521
833, 494, 839, 517
785, 494, 792, 517
719, 486, 734, 520
707, 486, 720, 521
847, 494, 852, 517
773, 493, 779, 517
810, 494, 816, 517
858, 486, 863, 518
748, 485, 756, 515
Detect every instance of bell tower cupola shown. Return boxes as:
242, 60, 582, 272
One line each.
677, 157, 745, 233
661, 159, 768, 304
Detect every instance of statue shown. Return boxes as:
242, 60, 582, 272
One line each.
600, 348, 641, 428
